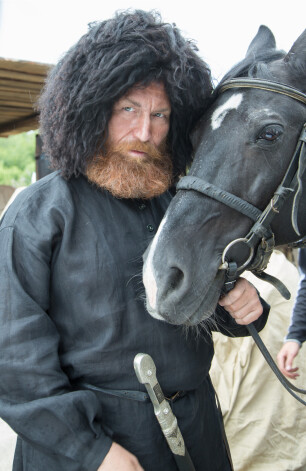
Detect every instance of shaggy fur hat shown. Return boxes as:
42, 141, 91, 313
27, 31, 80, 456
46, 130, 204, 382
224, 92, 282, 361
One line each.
38, 10, 213, 179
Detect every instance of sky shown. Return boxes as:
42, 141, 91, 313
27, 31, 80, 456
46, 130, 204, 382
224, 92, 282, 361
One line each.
0, 0, 305, 82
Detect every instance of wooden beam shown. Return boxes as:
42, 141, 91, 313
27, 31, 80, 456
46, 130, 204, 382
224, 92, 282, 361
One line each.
0, 69, 48, 83
0, 109, 31, 121
0, 78, 44, 91
0, 113, 39, 137
0, 58, 53, 137
0, 58, 52, 75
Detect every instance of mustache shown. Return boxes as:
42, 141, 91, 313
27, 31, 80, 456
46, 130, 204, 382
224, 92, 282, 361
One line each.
105, 139, 167, 161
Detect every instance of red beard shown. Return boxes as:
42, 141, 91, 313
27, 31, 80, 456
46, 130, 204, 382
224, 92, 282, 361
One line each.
86, 140, 173, 199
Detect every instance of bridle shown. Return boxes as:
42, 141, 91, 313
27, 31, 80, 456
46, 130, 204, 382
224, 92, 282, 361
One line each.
177, 77, 306, 405
178, 78, 306, 290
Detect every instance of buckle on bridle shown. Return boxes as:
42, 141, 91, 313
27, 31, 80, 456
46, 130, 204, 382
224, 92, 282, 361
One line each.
219, 238, 254, 293
222, 261, 238, 293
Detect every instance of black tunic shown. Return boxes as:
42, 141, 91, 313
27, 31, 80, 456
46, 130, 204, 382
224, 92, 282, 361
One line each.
0, 173, 268, 471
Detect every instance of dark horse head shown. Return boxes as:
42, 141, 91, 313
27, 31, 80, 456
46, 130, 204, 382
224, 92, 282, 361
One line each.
143, 26, 306, 326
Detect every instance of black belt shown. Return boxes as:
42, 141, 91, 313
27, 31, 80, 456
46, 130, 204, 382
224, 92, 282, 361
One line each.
77, 382, 188, 403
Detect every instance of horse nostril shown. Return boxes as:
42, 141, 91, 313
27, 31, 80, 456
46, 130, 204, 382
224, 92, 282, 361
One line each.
168, 266, 185, 292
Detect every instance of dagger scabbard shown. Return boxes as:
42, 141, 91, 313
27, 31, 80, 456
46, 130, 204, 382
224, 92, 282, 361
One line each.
134, 353, 196, 471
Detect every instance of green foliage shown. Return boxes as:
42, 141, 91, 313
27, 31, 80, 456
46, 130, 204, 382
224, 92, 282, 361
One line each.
0, 131, 37, 187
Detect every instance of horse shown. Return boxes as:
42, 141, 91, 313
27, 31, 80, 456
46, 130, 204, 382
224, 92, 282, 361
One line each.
142, 25, 306, 328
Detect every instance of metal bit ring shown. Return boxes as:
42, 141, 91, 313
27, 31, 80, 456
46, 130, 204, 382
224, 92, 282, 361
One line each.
221, 237, 254, 271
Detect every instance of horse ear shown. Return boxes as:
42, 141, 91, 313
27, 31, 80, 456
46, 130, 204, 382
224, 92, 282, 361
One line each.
284, 29, 306, 64
245, 25, 276, 57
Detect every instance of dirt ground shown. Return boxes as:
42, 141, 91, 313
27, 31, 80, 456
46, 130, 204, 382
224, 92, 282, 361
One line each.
0, 419, 16, 471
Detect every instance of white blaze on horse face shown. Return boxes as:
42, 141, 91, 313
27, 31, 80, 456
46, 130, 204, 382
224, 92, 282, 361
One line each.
143, 216, 167, 320
211, 93, 243, 130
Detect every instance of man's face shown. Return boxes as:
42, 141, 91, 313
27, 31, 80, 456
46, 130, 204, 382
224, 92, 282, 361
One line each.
86, 82, 173, 199
107, 81, 171, 156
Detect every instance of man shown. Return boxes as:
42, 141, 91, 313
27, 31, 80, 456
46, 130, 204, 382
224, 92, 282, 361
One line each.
277, 248, 306, 380
0, 10, 268, 471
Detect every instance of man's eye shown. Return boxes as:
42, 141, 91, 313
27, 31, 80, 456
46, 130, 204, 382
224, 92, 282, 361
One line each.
257, 125, 283, 142
154, 112, 169, 120
123, 106, 134, 112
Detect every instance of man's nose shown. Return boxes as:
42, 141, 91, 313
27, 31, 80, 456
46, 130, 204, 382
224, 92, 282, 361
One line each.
133, 114, 151, 142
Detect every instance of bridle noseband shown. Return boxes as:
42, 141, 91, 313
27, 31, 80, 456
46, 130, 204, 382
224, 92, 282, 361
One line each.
177, 78, 306, 405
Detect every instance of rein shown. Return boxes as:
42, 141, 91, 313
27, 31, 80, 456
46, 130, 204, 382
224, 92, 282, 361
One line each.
177, 78, 306, 405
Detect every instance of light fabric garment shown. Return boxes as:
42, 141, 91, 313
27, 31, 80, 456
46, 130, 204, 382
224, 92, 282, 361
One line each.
211, 251, 306, 471
0, 184, 15, 216
0, 186, 25, 220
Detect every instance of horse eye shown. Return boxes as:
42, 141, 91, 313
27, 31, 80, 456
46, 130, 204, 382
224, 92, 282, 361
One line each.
257, 125, 283, 142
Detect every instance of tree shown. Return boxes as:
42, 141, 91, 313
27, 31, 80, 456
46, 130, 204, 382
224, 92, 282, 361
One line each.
0, 131, 37, 187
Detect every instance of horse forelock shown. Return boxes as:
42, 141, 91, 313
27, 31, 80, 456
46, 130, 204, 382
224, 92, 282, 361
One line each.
218, 50, 285, 86
217, 47, 306, 96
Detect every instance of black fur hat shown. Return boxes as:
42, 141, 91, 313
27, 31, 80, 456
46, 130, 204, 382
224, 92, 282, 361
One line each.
38, 10, 213, 179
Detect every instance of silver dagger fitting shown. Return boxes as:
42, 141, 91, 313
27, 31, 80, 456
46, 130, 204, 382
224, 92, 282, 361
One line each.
134, 353, 185, 457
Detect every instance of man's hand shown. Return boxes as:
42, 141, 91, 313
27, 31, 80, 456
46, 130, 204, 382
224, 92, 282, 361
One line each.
277, 341, 300, 379
97, 442, 144, 471
218, 277, 263, 325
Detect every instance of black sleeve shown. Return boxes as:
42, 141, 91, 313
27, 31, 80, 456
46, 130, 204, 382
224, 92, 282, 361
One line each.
0, 223, 112, 470
212, 296, 270, 337
286, 248, 306, 344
